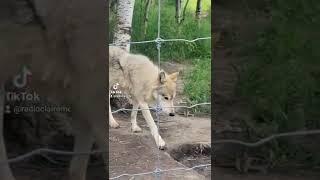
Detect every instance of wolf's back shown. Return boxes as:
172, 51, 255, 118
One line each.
108, 46, 159, 97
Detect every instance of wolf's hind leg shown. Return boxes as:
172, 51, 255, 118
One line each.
109, 103, 120, 128
109, 92, 119, 128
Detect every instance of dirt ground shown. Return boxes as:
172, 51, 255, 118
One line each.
8, 111, 211, 180
109, 112, 211, 180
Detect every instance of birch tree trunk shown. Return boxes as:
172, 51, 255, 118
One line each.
113, 0, 135, 51
112, 0, 135, 109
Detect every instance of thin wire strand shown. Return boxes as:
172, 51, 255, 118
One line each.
213, 129, 320, 147
157, 0, 161, 39
0, 149, 107, 165
109, 163, 211, 179
111, 103, 211, 113
108, 36, 212, 46
161, 37, 211, 43
155, 0, 162, 178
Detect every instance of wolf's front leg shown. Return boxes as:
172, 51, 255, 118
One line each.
131, 101, 142, 132
109, 92, 119, 128
139, 102, 165, 149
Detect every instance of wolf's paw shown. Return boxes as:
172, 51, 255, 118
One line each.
110, 120, 120, 128
132, 125, 142, 132
157, 137, 166, 150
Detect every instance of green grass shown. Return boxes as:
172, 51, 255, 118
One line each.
183, 58, 211, 112
110, 0, 211, 62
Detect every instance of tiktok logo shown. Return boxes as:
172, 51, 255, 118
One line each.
13, 66, 32, 88
113, 83, 119, 90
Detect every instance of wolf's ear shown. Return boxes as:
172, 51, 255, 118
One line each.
169, 72, 179, 82
159, 71, 166, 84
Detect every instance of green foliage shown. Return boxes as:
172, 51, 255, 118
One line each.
131, 0, 211, 109
237, 0, 320, 166
184, 58, 211, 112
109, 0, 211, 111
130, 0, 211, 61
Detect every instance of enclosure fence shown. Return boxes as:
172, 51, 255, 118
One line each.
2, 0, 320, 180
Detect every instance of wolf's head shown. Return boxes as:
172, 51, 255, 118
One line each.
151, 71, 179, 116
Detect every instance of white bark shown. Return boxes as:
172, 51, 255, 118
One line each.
113, 0, 136, 51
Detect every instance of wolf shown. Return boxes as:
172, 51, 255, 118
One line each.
0, 0, 107, 180
109, 46, 179, 149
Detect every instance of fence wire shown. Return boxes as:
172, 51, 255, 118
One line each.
111, 102, 211, 114
109, 163, 211, 180
109, 36, 212, 46
155, 0, 162, 175
213, 129, 320, 147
